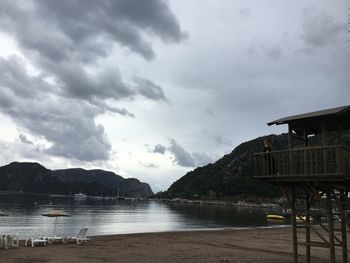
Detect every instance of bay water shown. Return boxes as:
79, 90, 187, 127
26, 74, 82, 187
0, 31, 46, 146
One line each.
0, 193, 282, 239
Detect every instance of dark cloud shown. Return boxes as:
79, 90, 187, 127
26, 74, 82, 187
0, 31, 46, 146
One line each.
103, 105, 135, 118
266, 47, 282, 60
0, 0, 174, 105
19, 134, 33, 145
168, 138, 216, 167
107, 0, 188, 43
0, 56, 48, 99
134, 77, 168, 102
43, 112, 111, 162
301, 8, 346, 48
54, 65, 136, 102
0, 0, 185, 162
153, 144, 167, 154
0, 0, 186, 61
168, 139, 195, 167
0, 57, 111, 161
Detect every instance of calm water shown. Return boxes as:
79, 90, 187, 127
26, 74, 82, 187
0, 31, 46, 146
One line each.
0, 193, 282, 239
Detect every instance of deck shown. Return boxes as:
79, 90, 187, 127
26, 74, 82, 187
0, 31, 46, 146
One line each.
254, 145, 350, 183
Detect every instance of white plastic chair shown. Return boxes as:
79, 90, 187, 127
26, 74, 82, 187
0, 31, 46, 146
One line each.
65, 228, 90, 244
0, 234, 8, 249
40, 235, 64, 244
1, 233, 19, 249
25, 237, 48, 247
7, 234, 19, 248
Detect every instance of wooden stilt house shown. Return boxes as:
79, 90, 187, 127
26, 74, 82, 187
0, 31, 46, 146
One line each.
255, 105, 350, 263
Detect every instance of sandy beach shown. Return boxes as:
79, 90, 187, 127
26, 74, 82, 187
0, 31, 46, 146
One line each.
2, 227, 345, 263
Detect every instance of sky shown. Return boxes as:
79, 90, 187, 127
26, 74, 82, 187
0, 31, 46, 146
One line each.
0, 0, 349, 193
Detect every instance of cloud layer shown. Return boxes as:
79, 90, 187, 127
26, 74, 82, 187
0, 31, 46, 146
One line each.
0, 0, 186, 161
0, 0, 349, 192
150, 139, 217, 167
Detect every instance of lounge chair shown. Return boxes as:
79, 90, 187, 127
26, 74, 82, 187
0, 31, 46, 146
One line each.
25, 237, 48, 247
41, 235, 64, 244
65, 228, 90, 244
1, 233, 19, 249
0, 234, 7, 249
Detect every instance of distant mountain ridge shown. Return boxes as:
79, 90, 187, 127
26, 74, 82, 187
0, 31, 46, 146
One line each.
166, 132, 350, 200
166, 134, 286, 199
0, 162, 153, 197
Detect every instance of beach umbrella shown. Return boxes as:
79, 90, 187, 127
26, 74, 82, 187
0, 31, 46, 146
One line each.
42, 209, 70, 235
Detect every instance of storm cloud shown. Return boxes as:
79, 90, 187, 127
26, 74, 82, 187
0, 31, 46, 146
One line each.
0, 0, 348, 192
152, 144, 167, 154
301, 8, 346, 48
168, 139, 216, 167
134, 77, 168, 102
0, 0, 187, 61
0, 0, 186, 161
19, 134, 33, 145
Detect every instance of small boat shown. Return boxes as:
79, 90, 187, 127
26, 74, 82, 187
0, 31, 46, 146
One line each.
266, 214, 285, 220
296, 215, 313, 222
74, 193, 87, 199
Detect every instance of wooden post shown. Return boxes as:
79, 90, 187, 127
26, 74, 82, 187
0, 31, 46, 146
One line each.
288, 125, 293, 149
289, 125, 294, 175
304, 128, 309, 176
336, 147, 341, 176
337, 123, 343, 145
326, 189, 335, 263
321, 122, 328, 174
291, 188, 298, 263
336, 123, 343, 175
340, 191, 348, 263
305, 190, 311, 263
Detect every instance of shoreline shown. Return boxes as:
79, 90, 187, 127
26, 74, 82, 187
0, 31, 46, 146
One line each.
9, 224, 290, 241
155, 198, 282, 209
0, 191, 282, 208
86, 224, 291, 238
4, 227, 344, 263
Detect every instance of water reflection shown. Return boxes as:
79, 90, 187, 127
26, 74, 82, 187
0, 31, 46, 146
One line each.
0, 193, 280, 239
167, 203, 267, 227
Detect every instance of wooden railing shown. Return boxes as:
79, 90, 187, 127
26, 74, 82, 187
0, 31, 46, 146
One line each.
255, 145, 350, 178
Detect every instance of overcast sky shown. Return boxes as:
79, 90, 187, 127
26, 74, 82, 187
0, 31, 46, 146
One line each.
0, 0, 349, 192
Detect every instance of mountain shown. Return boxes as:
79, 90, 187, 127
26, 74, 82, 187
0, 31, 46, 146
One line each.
51, 168, 124, 189
52, 168, 153, 197
166, 131, 350, 200
0, 162, 154, 197
119, 178, 155, 198
0, 162, 65, 194
166, 134, 289, 199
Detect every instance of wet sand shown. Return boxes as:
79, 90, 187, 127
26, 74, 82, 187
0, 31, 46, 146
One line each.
2, 227, 344, 263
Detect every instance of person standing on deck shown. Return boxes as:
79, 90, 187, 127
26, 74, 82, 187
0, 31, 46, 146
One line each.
263, 138, 273, 175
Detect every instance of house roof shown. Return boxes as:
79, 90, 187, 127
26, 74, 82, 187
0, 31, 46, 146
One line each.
267, 105, 350, 126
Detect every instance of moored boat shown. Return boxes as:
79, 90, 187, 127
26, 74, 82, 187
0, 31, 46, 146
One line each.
266, 214, 285, 220
74, 193, 87, 199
